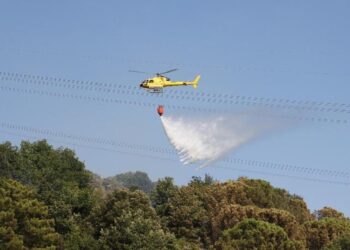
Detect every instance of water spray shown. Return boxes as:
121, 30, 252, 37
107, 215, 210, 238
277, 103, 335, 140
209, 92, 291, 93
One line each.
158, 106, 293, 168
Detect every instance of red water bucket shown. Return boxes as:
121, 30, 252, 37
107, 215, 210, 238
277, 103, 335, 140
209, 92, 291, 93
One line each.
157, 105, 164, 116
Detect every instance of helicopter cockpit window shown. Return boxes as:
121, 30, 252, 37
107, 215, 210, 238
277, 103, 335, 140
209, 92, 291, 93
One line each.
149, 80, 154, 83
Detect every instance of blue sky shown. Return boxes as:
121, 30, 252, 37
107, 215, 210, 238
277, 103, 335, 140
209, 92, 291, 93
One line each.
0, 0, 350, 215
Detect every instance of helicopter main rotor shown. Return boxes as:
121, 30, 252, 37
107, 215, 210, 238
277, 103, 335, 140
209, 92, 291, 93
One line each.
129, 68, 178, 76
128, 70, 149, 74
157, 68, 178, 75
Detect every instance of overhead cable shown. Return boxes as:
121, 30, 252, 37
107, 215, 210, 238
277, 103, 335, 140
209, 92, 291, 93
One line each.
1, 121, 349, 181
0, 84, 348, 125
1, 71, 349, 116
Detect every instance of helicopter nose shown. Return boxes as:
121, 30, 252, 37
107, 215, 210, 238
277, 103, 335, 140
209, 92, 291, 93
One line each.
139, 83, 143, 88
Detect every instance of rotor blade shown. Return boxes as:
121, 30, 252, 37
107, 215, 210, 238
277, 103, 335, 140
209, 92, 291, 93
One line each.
158, 68, 178, 75
129, 70, 149, 74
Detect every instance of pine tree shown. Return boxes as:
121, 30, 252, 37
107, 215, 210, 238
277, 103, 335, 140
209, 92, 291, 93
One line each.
0, 178, 60, 249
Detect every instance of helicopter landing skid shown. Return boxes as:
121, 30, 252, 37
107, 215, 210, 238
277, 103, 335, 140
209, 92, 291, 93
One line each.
148, 88, 163, 94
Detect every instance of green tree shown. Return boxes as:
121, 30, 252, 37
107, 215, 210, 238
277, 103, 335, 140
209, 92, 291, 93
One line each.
62, 219, 98, 250
91, 189, 177, 250
215, 219, 304, 250
203, 178, 312, 224
0, 178, 60, 249
152, 177, 312, 248
304, 218, 350, 250
314, 207, 347, 220
237, 178, 313, 222
160, 183, 211, 248
189, 174, 216, 186
323, 234, 350, 250
151, 177, 178, 218
0, 140, 95, 237
0, 142, 27, 182
210, 205, 304, 243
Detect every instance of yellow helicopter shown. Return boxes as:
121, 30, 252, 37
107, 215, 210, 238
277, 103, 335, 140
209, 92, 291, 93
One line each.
130, 69, 200, 93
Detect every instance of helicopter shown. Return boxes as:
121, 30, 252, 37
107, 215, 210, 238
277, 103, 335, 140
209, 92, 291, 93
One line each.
129, 68, 200, 93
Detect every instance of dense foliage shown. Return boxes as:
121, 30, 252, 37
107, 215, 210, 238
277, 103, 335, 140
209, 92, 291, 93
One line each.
0, 140, 349, 249
0, 178, 60, 249
215, 219, 303, 250
90, 189, 176, 250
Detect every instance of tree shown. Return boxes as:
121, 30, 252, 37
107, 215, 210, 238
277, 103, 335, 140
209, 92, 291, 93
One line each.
151, 177, 178, 218
62, 219, 99, 250
215, 219, 304, 250
202, 178, 312, 224
323, 234, 350, 250
0, 140, 95, 237
304, 218, 350, 250
0, 142, 27, 182
236, 178, 313, 223
0, 178, 60, 249
3, 140, 350, 249
314, 207, 346, 220
166, 187, 210, 246
152, 177, 312, 248
189, 174, 216, 186
210, 205, 304, 243
91, 189, 177, 250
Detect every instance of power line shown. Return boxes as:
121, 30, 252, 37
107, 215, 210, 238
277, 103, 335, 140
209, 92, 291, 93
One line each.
222, 158, 350, 179
0, 130, 176, 163
0, 122, 173, 154
0, 84, 348, 125
1, 71, 350, 116
213, 166, 350, 186
3, 70, 350, 112
1, 129, 349, 186
1, 121, 349, 182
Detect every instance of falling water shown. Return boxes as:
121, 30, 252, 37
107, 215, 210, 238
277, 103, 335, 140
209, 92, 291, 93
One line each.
160, 113, 290, 167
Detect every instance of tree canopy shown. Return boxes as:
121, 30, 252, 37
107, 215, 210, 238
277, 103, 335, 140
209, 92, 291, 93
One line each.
1, 140, 349, 249
0, 178, 60, 249
90, 189, 177, 250
215, 219, 304, 250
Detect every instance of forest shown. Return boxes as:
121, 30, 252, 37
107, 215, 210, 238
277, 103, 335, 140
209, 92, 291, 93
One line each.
0, 140, 349, 250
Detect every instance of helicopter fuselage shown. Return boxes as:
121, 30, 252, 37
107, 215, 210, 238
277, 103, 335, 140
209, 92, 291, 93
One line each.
140, 75, 200, 92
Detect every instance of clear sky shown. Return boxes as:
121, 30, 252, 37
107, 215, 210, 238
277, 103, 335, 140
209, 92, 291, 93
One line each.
0, 1, 349, 215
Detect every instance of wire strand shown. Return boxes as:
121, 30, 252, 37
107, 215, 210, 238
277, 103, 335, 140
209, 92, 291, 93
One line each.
1, 121, 349, 181
1, 71, 349, 116
0, 84, 348, 125
1, 129, 349, 186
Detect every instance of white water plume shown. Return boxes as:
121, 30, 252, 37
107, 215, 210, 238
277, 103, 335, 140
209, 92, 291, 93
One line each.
160, 113, 291, 167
